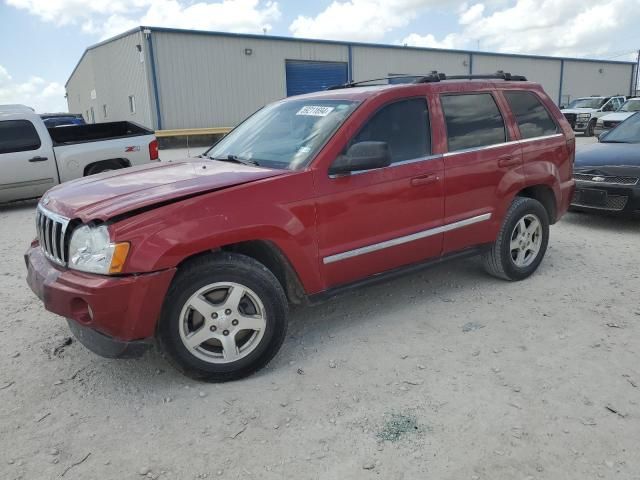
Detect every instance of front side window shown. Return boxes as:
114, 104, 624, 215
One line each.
351, 98, 430, 163
504, 91, 558, 139
205, 99, 359, 170
0, 120, 41, 154
441, 93, 506, 152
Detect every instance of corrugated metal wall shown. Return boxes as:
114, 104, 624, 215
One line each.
66, 31, 154, 129
472, 54, 562, 103
352, 46, 469, 79
67, 28, 636, 130
561, 60, 634, 101
151, 32, 348, 129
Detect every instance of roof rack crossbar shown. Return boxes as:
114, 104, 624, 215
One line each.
326, 71, 527, 90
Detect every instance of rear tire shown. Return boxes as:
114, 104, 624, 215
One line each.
482, 197, 549, 281
156, 252, 288, 382
586, 119, 596, 137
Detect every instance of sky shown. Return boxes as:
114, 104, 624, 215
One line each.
1, 0, 639, 113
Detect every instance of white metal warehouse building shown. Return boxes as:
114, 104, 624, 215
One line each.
66, 26, 638, 131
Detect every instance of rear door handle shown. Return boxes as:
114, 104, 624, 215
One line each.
28, 156, 48, 162
497, 155, 520, 167
411, 174, 440, 186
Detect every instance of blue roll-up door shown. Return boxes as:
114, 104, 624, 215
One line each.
285, 60, 348, 96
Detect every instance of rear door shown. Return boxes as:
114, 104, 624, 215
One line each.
0, 119, 57, 203
314, 97, 445, 289
439, 91, 523, 254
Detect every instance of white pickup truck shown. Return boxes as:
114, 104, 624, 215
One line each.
0, 105, 158, 203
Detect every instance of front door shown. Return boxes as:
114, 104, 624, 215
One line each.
0, 119, 57, 203
314, 97, 445, 289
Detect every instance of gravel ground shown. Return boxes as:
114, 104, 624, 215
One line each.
2, 135, 639, 480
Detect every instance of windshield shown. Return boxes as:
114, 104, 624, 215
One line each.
601, 113, 640, 143
619, 100, 640, 112
205, 99, 359, 169
567, 98, 606, 109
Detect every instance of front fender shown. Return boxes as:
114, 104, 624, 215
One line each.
110, 171, 323, 294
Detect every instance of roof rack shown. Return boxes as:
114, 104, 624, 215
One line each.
326, 70, 527, 90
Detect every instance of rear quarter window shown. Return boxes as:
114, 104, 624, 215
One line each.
441, 93, 506, 152
504, 91, 558, 139
0, 120, 41, 154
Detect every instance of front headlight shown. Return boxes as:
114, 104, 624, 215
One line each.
68, 224, 130, 274
577, 113, 591, 121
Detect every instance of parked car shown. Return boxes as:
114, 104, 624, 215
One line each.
572, 112, 640, 216
0, 105, 158, 203
41, 113, 86, 128
25, 73, 576, 381
594, 98, 640, 136
561, 95, 626, 136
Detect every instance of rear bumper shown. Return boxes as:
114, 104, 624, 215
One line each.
571, 181, 640, 217
25, 245, 176, 344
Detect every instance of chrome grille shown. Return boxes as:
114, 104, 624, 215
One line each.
35, 206, 70, 266
573, 173, 639, 185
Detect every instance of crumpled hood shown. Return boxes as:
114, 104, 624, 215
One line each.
43, 158, 289, 222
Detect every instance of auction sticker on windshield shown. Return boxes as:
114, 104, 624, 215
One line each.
296, 105, 335, 116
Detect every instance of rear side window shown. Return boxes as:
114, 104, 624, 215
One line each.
504, 91, 558, 139
441, 93, 506, 152
352, 98, 430, 163
0, 120, 41, 154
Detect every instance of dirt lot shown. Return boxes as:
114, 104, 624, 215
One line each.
2, 137, 640, 480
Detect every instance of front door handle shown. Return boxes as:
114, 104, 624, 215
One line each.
411, 174, 440, 186
28, 156, 48, 162
498, 155, 520, 167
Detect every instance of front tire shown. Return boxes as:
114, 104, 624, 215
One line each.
482, 197, 549, 281
586, 119, 596, 137
157, 252, 288, 382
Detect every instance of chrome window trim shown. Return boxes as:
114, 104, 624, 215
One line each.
322, 213, 492, 264
442, 133, 564, 157
328, 153, 443, 179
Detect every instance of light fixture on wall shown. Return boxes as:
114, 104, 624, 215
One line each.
462, 60, 468, 67
599, 68, 604, 74
244, 48, 253, 56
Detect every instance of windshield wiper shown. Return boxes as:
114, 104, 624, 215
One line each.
601, 140, 629, 143
207, 154, 259, 166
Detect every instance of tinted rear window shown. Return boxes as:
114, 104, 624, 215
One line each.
504, 91, 558, 139
441, 93, 506, 152
0, 120, 41, 154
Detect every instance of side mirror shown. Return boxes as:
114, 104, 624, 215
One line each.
559, 105, 565, 110
329, 141, 391, 175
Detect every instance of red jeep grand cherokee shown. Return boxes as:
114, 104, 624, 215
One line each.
26, 72, 575, 381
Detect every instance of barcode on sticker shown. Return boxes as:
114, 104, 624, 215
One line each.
296, 105, 334, 116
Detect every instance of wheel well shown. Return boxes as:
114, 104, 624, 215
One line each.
178, 241, 306, 304
517, 185, 557, 223
83, 158, 130, 176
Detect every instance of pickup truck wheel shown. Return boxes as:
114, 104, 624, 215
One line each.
586, 119, 596, 137
157, 252, 288, 382
85, 160, 122, 175
482, 197, 549, 281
